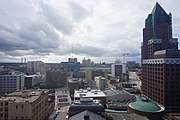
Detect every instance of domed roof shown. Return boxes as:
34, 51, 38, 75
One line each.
128, 97, 162, 112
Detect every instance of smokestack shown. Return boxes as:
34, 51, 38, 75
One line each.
21, 58, 23, 63
24, 58, 26, 63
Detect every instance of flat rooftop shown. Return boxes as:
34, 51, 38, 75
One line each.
0, 90, 47, 103
107, 112, 149, 120
74, 88, 106, 98
103, 88, 128, 96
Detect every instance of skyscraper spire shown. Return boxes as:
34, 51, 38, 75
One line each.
151, 2, 167, 15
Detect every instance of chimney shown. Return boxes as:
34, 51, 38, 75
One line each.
84, 115, 89, 120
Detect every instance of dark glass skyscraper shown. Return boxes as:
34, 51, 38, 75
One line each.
141, 2, 180, 112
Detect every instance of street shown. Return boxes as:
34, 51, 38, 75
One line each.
55, 87, 71, 120
129, 72, 141, 89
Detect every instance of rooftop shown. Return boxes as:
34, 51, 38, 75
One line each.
128, 96, 164, 112
103, 88, 127, 96
74, 88, 106, 98
0, 90, 47, 103
69, 110, 105, 120
107, 112, 149, 120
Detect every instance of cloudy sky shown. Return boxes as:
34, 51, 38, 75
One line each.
0, 0, 179, 63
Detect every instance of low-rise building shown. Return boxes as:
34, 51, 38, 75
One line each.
127, 96, 165, 120
69, 110, 105, 120
68, 98, 105, 117
103, 88, 136, 103
67, 78, 96, 98
0, 90, 55, 120
74, 88, 106, 106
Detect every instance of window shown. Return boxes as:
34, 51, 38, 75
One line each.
16, 105, 18, 109
22, 105, 23, 109
5, 102, 8, 106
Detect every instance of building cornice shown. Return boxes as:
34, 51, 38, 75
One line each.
143, 58, 180, 64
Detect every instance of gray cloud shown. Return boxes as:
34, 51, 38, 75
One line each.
0, 0, 180, 63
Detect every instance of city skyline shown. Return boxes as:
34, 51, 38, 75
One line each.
0, 0, 180, 63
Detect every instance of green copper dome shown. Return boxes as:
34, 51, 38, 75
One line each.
129, 97, 161, 112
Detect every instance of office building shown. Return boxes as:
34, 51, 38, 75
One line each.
0, 90, 55, 120
141, 2, 180, 112
0, 70, 25, 96
111, 63, 127, 78
95, 76, 106, 90
67, 78, 96, 98
27, 61, 47, 75
24, 73, 45, 89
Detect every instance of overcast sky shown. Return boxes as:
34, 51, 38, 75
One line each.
0, 0, 179, 63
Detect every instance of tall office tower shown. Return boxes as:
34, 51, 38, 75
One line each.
141, 2, 180, 112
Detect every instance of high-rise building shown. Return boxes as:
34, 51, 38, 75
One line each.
141, 2, 180, 112
95, 76, 106, 90
27, 61, 47, 75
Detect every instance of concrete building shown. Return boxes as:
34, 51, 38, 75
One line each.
95, 76, 106, 90
128, 96, 165, 120
67, 78, 96, 98
61, 62, 80, 72
168, 113, 180, 120
67, 78, 80, 98
127, 61, 139, 69
68, 98, 105, 117
46, 68, 67, 88
92, 69, 107, 81
68, 58, 77, 62
103, 88, 136, 103
106, 112, 149, 120
24, 73, 45, 89
69, 110, 105, 120
0, 70, 25, 96
72, 71, 86, 78
141, 2, 180, 112
0, 90, 55, 120
27, 61, 47, 75
74, 88, 106, 106
81, 58, 91, 67
103, 88, 136, 110
111, 63, 127, 78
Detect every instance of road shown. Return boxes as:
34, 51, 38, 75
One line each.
55, 87, 71, 120
129, 72, 141, 89
55, 106, 69, 120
